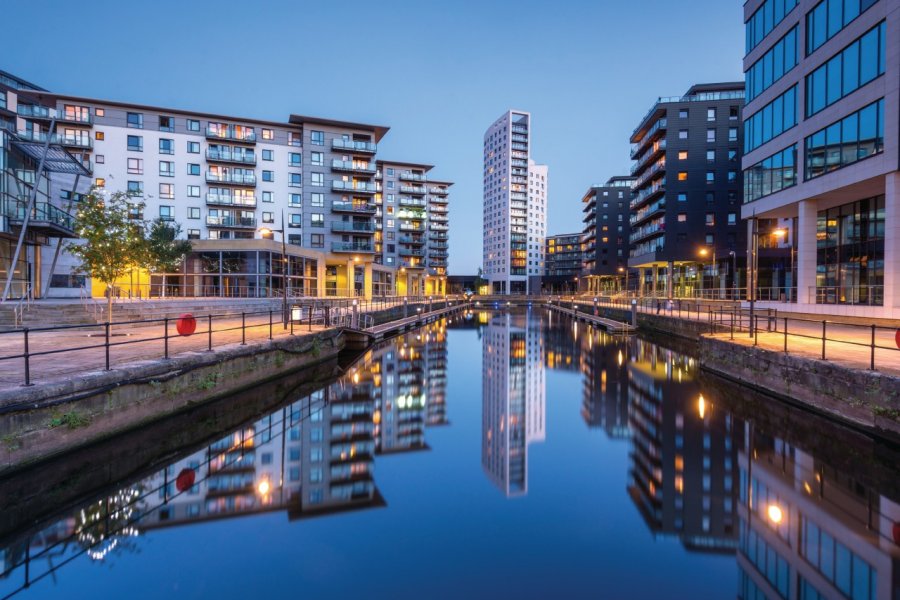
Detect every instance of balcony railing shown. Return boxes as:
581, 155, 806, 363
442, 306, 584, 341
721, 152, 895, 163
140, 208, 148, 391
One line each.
16, 105, 52, 119
398, 235, 426, 245
400, 185, 426, 195
332, 242, 374, 253
332, 200, 376, 213
332, 181, 377, 194
206, 149, 257, 165
630, 180, 666, 210
331, 139, 376, 153
206, 216, 257, 228
400, 223, 425, 232
399, 248, 425, 257
331, 160, 377, 174
15, 131, 92, 149
429, 231, 448, 240
331, 221, 376, 233
206, 193, 257, 207
430, 223, 449, 231
205, 172, 257, 186
428, 187, 449, 196
399, 172, 427, 182
58, 111, 93, 125
205, 127, 257, 143
430, 213, 448, 222
399, 197, 427, 208
630, 118, 667, 157
631, 139, 666, 174
10, 202, 75, 232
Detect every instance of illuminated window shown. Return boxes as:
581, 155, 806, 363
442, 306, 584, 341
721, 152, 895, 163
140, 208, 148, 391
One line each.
95, 131, 104, 141
95, 178, 105, 187
95, 108, 105, 117
678, 172, 688, 181
262, 128, 274, 140
678, 151, 688, 160
677, 213, 687, 222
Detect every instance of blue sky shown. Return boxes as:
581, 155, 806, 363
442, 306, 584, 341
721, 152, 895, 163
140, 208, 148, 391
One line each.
3, 0, 745, 274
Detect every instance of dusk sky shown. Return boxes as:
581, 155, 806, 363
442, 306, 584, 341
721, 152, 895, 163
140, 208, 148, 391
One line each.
3, 0, 745, 274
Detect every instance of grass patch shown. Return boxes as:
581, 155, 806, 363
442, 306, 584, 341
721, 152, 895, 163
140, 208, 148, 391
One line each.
195, 373, 219, 391
47, 411, 92, 430
2, 434, 20, 451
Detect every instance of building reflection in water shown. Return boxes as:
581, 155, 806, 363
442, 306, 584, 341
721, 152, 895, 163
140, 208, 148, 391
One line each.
481, 309, 545, 497
0, 320, 449, 597
578, 323, 630, 438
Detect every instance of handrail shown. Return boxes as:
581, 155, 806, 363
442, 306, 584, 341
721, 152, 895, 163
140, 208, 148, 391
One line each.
13, 283, 33, 327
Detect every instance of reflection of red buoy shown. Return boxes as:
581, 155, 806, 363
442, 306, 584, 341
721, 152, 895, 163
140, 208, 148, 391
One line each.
176, 313, 197, 336
895, 329, 900, 350
175, 468, 196, 492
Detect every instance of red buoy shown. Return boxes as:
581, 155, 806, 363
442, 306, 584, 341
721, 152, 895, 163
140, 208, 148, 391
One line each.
895, 329, 900, 350
893, 522, 900, 545
176, 313, 197, 336
175, 468, 196, 492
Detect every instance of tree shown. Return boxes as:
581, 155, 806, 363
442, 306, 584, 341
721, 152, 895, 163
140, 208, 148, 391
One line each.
66, 190, 145, 322
474, 267, 487, 294
143, 218, 193, 297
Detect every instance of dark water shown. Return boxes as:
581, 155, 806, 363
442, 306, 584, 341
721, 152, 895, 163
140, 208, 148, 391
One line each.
1, 308, 899, 599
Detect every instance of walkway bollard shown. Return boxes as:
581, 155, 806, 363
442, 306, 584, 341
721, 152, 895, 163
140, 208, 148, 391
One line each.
164, 317, 170, 358
821, 320, 827, 360
22, 328, 31, 386
104, 322, 111, 370
241, 312, 246, 345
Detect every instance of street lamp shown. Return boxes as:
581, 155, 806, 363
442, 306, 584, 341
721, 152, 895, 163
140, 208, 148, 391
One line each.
698, 247, 715, 299
772, 227, 793, 301
728, 250, 737, 301
258, 209, 289, 329
618, 266, 627, 295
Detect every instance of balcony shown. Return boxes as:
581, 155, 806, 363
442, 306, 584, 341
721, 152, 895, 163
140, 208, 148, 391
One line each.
57, 111, 93, 125
399, 248, 426, 257
206, 193, 257, 208
430, 193, 448, 204
332, 139, 376, 154
400, 185, 426, 195
632, 159, 666, 190
205, 126, 256, 143
16, 105, 52, 120
630, 180, 666, 210
399, 197, 427, 208
631, 139, 666, 176
399, 222, 426, 232
399, 172, 427, 182
630, 118, 667, 158
332, 181, 377, 194
630, 199, 666, 227
399, 259, 425, 269
398, 210, 426, 222
629, 222, 665, 245
205, 172, 257, 186
428, 187, 449, 196
206, 216, 257, 228
430, 213, 448, 222
430, 241, 448, 250
8, 202, 77, 238
58, 135, 93, 149
429, 250, 449, 259
429, 259, 448, 268
331, 160, 377, 175
332, 242, 374, 254
430, 231, 448, 240
332, 221, 376, 233
332, 200, 376, 214
430, 222, 448, 231
206, 149, 257, 165
398, 235, 426, 245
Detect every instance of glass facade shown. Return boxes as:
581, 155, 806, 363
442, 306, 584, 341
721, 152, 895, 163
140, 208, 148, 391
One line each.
743, 144, 797, 203
746, 26, 798, 102
805, 21, 886, 117
169, 250, 319, 298
744, 85, 797, 153
805, 98, 884, 179
806, 0, 880, 55
816, 195, 884, 305
745, 0, 799, 54
800, 516, 877, 599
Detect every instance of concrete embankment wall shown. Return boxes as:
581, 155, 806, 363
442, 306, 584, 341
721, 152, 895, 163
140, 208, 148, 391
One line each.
0, 328, 345, 475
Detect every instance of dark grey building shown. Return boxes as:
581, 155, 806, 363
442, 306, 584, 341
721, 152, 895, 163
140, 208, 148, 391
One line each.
581, 176, 634, 294
629, 83, 747, 299
540, 232, 582, 293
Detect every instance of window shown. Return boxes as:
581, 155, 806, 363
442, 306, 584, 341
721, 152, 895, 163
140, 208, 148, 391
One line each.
746, 26, 799, 102
185, 141, 199, 153
728, 170, 737, 182
706, 171, 715, 183
310, 213, 324, 228
127, 180, 143, 196
159, 116, 174, 132
289, 193, 302, 207
728, 149, 738, 161
291, 214, 303, 228
805, 98, 884, 180
677, 193, 687, 202
262, 191, 273, 203
728, 213, 737, 225
158, 205, 174, 221
310, 233, 324, 248
678, 151, 688, 160
187, 163, 200, 176
159, 161, 175, 177
159, 138, 174, 154
311, 173, 324, 187
678, 172, 688, 182
96, 155, 105, 164
386, 168, 395, 176
288, 234, 302, 246
289, 173, 302, 187
728, 128, 738, 142
127, 135, 143, 151
262, 149, 273, 161
187, 229, 200, 240
706, 150, 715, 162
127, 158, 143, 174
805, 22, 886, 117
262, 212, 274, 223
706, 191, 716, 203
677, 213, 687, 223
311, 130, 324, 145
289, 152, 301, 166
744, 85, 797, 152
262, 170, 274, 182
159, 183, 174, 199
745, 0, 799, 54
705, 234, 714, 245
679, 129, 688, 139
311, 151, 323, 166
730, 106, 739, 120
679, 109, 689, 119
261, 128, 274, 140
95, 131, 104, 141
95, 178, 106, 187
707, 129, 716, 142
188, 207, 200, 219
187, 185, 200, 197
94, 107, 104, 117
707, 108, 716, 121
706, 213, 716, 226
187, 119, 200, 132
310, 193, 324, 207
288, 131, 301, 146
806, 0, 879, 56
126, 112, 143, 128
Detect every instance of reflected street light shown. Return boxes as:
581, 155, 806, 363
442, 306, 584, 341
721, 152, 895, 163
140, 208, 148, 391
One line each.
258, 209, 289, 329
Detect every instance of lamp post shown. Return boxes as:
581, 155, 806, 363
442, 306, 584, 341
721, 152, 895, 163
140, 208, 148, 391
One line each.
618, 266, 627, 295
748, 222, 787, 337
258, 210, 289, 329
772, 227, 789, 301
698, 247, 715, 299
728, 250, 737, 301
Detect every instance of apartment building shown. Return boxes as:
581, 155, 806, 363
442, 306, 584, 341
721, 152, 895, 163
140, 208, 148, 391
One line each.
580, 176, 634, 294
540, 233, 583, 294
0, 70, 451, 300
483, 110, 548, 295
629, 83, 748, 299
741, 0, 897, 317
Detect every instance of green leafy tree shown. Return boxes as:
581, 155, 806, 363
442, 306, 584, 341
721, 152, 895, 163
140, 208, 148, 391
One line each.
474, 267, 487, 295
67, 190, 145, 322
143, 218, 193, 297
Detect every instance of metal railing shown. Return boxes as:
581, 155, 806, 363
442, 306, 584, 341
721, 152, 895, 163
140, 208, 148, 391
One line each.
12, 284, 33, 327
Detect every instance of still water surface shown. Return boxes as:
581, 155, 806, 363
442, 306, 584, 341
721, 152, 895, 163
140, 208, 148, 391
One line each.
1, 308, 898, 599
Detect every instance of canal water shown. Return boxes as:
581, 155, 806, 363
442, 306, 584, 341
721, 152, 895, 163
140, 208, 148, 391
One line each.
1, 308, 898, 599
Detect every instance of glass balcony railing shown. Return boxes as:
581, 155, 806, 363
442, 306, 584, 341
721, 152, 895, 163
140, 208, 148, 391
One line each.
399, 197, 427, 208
331, 221, 376, 232
206, 216, 257, 228
205, 127, 256, 143
206, 149, 257, 165
331, 139, 376, 153
205, 172, 257, 185
332, 181, 377, 193
58, 111, 93, 125
332, 242, 374, 253
10, 202, 75, 231
399, 172, 427, 182
428, 187, 449, 196
398, 235, 426, 245
206, 193, 257, 207
399, 248, 425, 257
16, 105, 52, 119
331, 160, 376, 174
400, 185, 426, 195
332, 200, 376, 213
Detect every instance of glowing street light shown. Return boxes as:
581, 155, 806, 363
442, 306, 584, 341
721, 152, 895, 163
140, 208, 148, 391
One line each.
698, 394, 707, 419
767, 504, 783, 524
257, 479, 271, 496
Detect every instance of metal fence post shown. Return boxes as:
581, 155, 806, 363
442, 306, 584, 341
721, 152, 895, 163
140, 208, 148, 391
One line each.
269, 310, 273, 340
753, 316, 758, 347
22, 328, 31, 386
783, 317, 788, 353
104, 322, 111, 370
241, 312, 246, 345
821, 321, 827, 360
208, 314, 213, 351
870, 324, 876, 370
730, 311, 734, 340
164, 317, 169, 359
